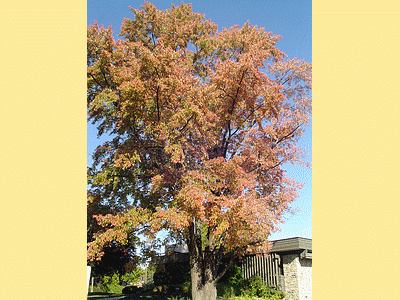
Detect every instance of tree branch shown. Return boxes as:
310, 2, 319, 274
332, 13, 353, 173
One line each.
272, 124, 301, 149
178, 114, 195, 133
100, 68, 112, 88
88, 72, 104, 89
214, 251, 237, 283
156, 86, 160, 122
221, 69, 248, 158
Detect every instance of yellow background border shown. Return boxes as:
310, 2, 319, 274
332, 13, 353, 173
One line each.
313, 1, 399, 299
1, 1, 86, 299
0, 0, 399, 299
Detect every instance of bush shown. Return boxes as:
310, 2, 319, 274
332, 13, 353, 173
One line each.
181, 280, 191, 294
121, 267, 144, 285
93, 267, 147, 295
217, 282, 236, 298
217, 264, 245, 298
167, 284, 183, 293
153, 272, 170, 286
153, 262, 190, 285
99, 282, 123, 294
153, 285, 169, 293
244, 276, 266, 297
99, 273, 124, 294
167, 297, 191, 300
216, 263, 284, 300
122, 285, 142, 294
142, 282, 155, 291
241, 277, 284, 299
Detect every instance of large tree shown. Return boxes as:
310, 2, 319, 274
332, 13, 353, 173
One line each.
87, 2, 311, 300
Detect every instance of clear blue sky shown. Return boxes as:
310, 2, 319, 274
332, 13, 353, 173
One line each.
87, 0, 312, 240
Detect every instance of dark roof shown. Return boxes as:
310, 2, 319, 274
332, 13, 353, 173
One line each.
155, 252, 189, 264
155, 237, 312, 264
270, 237, 312, 253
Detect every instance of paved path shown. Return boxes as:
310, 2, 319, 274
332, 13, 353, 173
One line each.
88, 296, 127, 300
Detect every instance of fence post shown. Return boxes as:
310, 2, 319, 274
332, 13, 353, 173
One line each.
87, 266, 91, 295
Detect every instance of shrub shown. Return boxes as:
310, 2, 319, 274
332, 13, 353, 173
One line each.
142, 282, 155, 291
224, 263, 244, 286
217, 282, 236, 298
122, 285, 142, 294
241, 277, 284, 299
216, 263, 284, 299
167, 284, 182, 293
153, 262, 191, 285
153, 285, 169, 293
244, 276, 267, 297
97, 273, 124, 294
121, 267, 144, 285
217, 263, 246, 298
99, 282, 124, 294
153, 272, 170, 286
181, 280, 191, 294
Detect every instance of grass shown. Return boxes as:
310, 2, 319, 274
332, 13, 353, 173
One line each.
88, 291, 190, 299
88, 293, 272, 300
88, 294, 122, 299
87, 293, 125, 300
87, 292, 266, 300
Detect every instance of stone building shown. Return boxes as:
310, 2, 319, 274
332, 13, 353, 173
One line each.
272, 237, 312, 300
157, 237, 312, 300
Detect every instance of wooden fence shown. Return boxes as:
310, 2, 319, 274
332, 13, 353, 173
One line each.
241, 253, 284, 289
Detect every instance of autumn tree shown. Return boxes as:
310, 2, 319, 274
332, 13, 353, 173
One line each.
87, 2, 311, 300
87, 195, 141, 282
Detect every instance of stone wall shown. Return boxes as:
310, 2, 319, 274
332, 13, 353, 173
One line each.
282, 254, 312, 300
298, 258, 312, 300
282, 254, 300, 300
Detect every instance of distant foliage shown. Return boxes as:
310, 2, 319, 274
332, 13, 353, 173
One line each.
94, 268, 144, 294
121, 267, 145, 285
99, 272, 124, 294
153, 262, 191, 285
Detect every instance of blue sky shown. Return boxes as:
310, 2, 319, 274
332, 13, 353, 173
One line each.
87, 0, 312, 240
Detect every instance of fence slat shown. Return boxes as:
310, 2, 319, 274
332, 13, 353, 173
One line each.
241, 253, 282, 289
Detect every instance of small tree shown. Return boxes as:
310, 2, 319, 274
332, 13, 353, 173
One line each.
87, 196, 142, 286
87, 2, 311, 300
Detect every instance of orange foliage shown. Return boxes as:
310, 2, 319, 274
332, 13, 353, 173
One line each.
87, 2, 311, 266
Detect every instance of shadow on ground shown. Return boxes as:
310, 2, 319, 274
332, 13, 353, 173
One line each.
88, 291, 193, 300
88, 292, 231, 300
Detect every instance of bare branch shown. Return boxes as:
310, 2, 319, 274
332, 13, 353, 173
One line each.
100, 68, 112, 88
272, 124, 301, 149
214, 250, 239, 283
156, 86, 160, 121
88, 72, 104, 89
178, 114, 195, 133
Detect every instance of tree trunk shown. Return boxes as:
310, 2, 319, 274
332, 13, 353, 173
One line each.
188, 221, 218, 300
190, 255, 217, 300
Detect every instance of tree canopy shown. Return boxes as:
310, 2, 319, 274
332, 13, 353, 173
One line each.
87, 2, 311, 299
